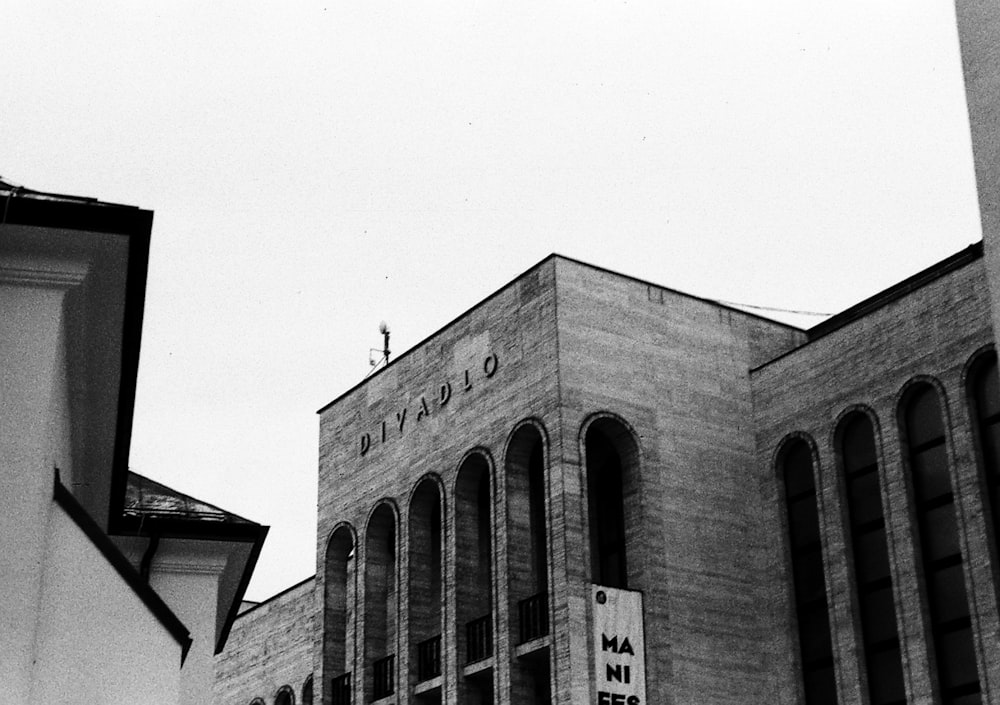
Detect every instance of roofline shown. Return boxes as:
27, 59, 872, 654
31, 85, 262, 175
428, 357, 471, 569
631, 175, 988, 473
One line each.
108, 213, 152, 529
750, 241, 984, 373
0, 187, 157, 532
235, 574, 316, 620
122, 470, 260, 525
109, 507, 269, 655
53, 472, 192, 664
112, 514, 269, 540
317, 253, 802, 413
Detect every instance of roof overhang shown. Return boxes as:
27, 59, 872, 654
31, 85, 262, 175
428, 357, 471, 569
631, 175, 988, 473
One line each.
0, 186, 152, 529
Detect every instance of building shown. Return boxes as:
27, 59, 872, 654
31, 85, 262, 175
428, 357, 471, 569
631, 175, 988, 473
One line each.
220, 240, 998, 705
0, 179, 267, 704
218, 3, 1000, 704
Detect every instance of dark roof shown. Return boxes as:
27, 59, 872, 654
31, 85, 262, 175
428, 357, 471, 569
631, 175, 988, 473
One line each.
117, 471, 269, 655
124, 471, 256, 525
0, 176, 134, 208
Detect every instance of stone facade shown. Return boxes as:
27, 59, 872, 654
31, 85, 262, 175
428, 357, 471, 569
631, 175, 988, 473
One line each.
751, 246, 1000, 705
216, 245, 1000, 705
216, 577, 317, 705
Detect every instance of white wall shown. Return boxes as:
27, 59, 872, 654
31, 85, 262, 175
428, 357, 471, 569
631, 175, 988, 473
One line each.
150, 540, 230, 705
0, 277, 77, 700
30, 503, 182, 705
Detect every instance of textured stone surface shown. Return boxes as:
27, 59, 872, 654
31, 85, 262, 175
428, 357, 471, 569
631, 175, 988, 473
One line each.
751, 253, 1000, 705
216, 249, 1000, 705
215, 577, 316, 705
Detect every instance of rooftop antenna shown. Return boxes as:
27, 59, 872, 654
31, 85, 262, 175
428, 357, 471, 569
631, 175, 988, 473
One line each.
368, 321, 391, 372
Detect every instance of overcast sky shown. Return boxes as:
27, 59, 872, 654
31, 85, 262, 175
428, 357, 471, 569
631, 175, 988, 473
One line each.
2, 1, 984, 600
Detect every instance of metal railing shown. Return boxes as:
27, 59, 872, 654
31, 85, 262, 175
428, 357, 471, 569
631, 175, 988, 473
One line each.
330, 672, 351, 705
518, 591, 549, 644
372, 654, 395, 699
465, 615, 492, 664
417, 634, 442, 681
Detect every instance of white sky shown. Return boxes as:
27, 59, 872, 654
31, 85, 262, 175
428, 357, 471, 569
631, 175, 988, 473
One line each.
2, 1, 984, 600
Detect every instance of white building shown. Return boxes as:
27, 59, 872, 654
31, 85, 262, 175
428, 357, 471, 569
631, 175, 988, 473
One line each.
0, 180, 268, 704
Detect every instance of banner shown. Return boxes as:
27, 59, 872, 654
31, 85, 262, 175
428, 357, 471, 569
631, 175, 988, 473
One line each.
592, 585, 647, 705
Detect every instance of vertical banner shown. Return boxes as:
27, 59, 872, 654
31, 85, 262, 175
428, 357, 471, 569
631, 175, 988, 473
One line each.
592, 585, 647, 705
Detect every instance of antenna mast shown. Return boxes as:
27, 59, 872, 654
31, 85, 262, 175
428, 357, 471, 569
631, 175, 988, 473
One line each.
367, 321, 391, 374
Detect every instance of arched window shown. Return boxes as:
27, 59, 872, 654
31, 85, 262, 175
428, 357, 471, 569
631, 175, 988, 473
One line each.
409, 476, 444, 685
584, 416, 640, 589
506, 423, 550, 643
902, 383, 980, 704
969, 351, 1000, 560
506, 422, 552, 704
324, 524, 355, 703
301, 675, 313, 705
274, 685, 295, 705
837, 412, 904, 705
779, 437, 837, 705
365, 503, 397, 701
249, 699, 265, 705
454, 451, 494, 704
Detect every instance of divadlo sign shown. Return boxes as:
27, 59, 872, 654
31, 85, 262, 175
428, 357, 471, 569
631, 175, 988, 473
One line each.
358, 352, 500, 457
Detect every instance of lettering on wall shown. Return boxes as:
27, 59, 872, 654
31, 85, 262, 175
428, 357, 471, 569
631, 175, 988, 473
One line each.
359, 352, 499, 457
593, 586, 647, 705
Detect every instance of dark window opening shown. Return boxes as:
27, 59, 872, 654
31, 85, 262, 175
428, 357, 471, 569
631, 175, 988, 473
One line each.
839, 413, 905, 705
781, 438, 838, 705
904, 384, 980, 704
588, 428, 628, 588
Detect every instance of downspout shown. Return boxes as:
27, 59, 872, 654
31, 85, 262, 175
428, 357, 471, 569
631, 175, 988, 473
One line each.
140, 532, 160, 581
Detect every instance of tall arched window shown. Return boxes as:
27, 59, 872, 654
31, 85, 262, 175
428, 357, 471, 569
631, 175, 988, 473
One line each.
506, 423, 549, 643
365, 503, 397, 701
506, 422, 552, 705
780, 437, 837, 705
838, 413, 904, 705
455, 452, 494, 704
409, 477, 444, 686
324, 524, 355, 705
585, 417, 640, 589
969, 351, 1000, 561
903, 383, 980, 704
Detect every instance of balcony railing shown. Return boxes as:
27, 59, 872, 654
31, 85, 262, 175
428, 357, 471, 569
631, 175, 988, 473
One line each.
330, 672, 351, 705
465, 614, 492, 664
372, 654, 395, 700
518, 591, 549, 644
417, 634, 442, 681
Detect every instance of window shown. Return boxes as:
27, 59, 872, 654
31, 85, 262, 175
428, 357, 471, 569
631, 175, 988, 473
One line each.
324, 525, 355, 692
838, 413, 905, 705
365, 503, 397, 701
903, 384, 981, 704
274, 686, 294, 705
780, 438, 837, 705
585, 417, 639, 590
409, 477, 444, 682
